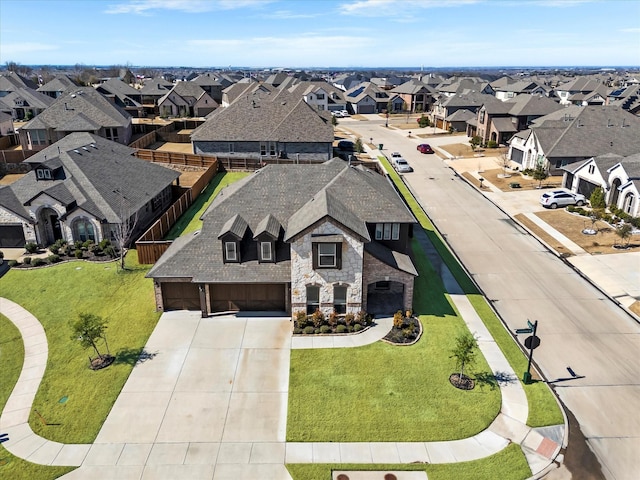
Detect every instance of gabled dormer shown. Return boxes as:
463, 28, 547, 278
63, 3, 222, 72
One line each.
253, 214, 281, 263
218, 214, 248, 263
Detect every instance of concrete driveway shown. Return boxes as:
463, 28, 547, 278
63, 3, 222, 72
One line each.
64, 311, 294, 479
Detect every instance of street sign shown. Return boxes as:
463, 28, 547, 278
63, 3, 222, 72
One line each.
515, 328, 533, 334
527, 320, 535, 330
524, 335, 541, 350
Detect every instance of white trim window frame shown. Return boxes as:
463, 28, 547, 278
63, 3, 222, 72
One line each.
260, 241, 272, 261
225, 241, 237, 261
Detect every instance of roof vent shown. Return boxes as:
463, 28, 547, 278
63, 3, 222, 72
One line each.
607, 119, 613, 127
90, 143, 97, 149
82, 146, 89, 151
73, 149, 81, 154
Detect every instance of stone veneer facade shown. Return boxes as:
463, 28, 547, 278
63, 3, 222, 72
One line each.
362, 250, 414, 313
0, 206, 36, 243
290, 219, 363, 316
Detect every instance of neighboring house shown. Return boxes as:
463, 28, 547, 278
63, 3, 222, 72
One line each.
0, 111, 15, 136
95, 78, 145, 117
220, 80, 263, 107
431, 92, 493, 130
332, 73, 369, 92
562, 153, 640, 216
344, 82, 401, 114
157, 81, 218, 118
0, 87, 55, 120
568, 84, 608, 106
296, 81, 347, 113
475, 94, 563, 145
492, 80, 548, 101
0, 71, 38, 97
390, 79, 436, 113
37, 75, 78, 98
140, 77, 174, 111
18, 86, 132, 151
607, 84, 640, 115
371, 76, 407, 90
0, 132, 179, 248
191, 91, 333, 162
191, 73, 224, 104
436, 77, 494, 98
147, 159, 418, 317
507, 105, 640, 174
554, 77, 605, 105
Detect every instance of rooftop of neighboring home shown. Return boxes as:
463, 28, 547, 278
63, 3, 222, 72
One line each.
191, 72, 223, 89
344, 82, 393, 103
96, 78, 141, 99
525, 105, 640, 157
438, 91, 495, 110
0, 87, 55, 111
390, 78, 435, 95
555, 77, 605, 93
160, 80, 210, 102
0, 71, 38, 93
191, 89, 333, 143
0, 132, 179, 223
21, 86, 131, 131
37, 75, 78, 96
147, 159, 416, 282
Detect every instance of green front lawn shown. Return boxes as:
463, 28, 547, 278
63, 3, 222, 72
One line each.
287, 443, 530, 480
164, 171, 250, 239
0, 314, 75, 479
287, 242, 501, 443
0, 250, 160, 444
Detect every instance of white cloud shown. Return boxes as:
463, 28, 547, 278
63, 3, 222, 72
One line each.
262, 10, 323, 19
105, 0, 272, 15
338, 0, 478, 17
0, 42, 58, 59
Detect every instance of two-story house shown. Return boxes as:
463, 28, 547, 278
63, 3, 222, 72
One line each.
147, 159, 418, 317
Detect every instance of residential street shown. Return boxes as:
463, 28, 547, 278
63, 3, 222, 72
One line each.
344, 118, 640, 480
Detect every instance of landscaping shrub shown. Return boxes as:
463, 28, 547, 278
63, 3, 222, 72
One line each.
47, 254, 61, 264
32, 258, 45, 267
320, 325, 331, 334
590, 187, 606, 209
104, 245, 117, 258
8, 260, 18, 267
0, 250, 3, 260
344, 312, 354, 326
336, 325, 347, 333
393, 310, 405, 328
74, 241, 84, 251
311, 309, 325, 328
25, 242, 38, 254
356, 310, 371, 326
293, 327, 302, 334
486, 140, 498, 148
99, 239, 111, 250
303, 326, 315, 335
23, 256, 32, 265
417, 115, 430, 128
632, 217, 640, 228
353, 323, 363, 332
328, 312, 338, 327
75, 249, 84, 259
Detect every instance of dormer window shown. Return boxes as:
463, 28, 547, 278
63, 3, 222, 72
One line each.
260, 241, 272, 262
224, 241, 238, 262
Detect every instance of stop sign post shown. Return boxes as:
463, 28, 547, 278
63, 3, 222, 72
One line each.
515, 319, 539, 384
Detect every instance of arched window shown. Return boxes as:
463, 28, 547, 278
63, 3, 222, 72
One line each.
623, 192, 635, 214
73, 218, 96, 243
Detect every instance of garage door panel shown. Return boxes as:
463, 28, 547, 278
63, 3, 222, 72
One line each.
162, 282, 200, 311
0, 225, 26, 248
209, 283, 285, 312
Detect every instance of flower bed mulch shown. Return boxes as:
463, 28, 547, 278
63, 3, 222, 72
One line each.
382, 316, 422, 345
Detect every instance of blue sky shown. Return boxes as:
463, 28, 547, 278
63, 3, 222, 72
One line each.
1, 0, 639, 68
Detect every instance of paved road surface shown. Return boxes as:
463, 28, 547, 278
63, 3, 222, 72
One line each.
344, 120, 640, 480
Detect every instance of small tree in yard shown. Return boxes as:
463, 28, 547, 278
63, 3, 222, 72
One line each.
331, 114, 338, 126
71, 313, 113, 369
470, 135, 482, 151
614, 223, 632, 248
532, 164, 548, 188
450, 332, 478, 390
112, 193, 139, 270
590, 187, 606, 209
354, 137, 364, 153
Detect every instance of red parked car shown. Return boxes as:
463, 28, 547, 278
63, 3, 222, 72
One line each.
417, 144, 434, 154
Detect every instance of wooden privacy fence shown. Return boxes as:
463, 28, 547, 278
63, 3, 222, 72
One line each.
135, 158, 219, 264
128, 131, 157, 149
217, 155, 383, 174
1, 149, 36, 163
135, 149, 217, 167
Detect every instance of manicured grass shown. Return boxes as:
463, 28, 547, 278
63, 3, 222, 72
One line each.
287, 240, 501, 443
164, 171, 251, 239
0, 250, 160, 443
380, 154, 563, 428
287, 443, 530, 480
0, 314, 76, 479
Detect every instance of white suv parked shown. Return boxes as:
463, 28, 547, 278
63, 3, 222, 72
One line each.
540, 190, 586, 209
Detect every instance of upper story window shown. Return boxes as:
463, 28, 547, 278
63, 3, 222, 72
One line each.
588, 164, 595, 174
260, 241, 272, 262
375, 223, 400, 241
312, 241, 342, 269
105, 127, 119, 142
479, 109, 485, 123
316, 93, 325, 100
27, 129, 47, 146
229, 143, 235, 153
224, 241, 238, 262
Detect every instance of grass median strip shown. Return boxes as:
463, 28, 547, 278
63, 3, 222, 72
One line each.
0, 250, 160, 444
0, 314, 76, 479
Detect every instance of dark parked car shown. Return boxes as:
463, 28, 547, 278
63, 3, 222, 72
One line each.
417, 144, 434, 154
337, 140, 355, 151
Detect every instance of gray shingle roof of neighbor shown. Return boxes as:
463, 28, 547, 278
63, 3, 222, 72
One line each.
37, 75, 77, 94
191, 93, 333, 143
97, 78, 140, 97
504, 94, 562, 117
140, 78, 174, 95
0, 72, 38, 92
562, 153, 623, 174
147, 159, 416, 282
445, 108, 476, 122
21, 86, 131, 131
491, 117, 519, 132
0, 88, 55, 110
3, 133, 179, 223
532, 105, 640, 158
390, 79, 434, 95
56, 112, 101, 132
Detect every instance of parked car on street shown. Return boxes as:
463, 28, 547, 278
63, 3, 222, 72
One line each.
340, 110, 350, 117
331, 111, 343, 117
391, 152, 403, 159
417, 143, 434, 154
540, 190, 586, 209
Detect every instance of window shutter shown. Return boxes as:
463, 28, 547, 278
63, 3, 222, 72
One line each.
312, 243, 318, 269
336, 243, 342, 269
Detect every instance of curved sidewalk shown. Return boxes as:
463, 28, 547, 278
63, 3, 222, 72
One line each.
0, 298, 90, 466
